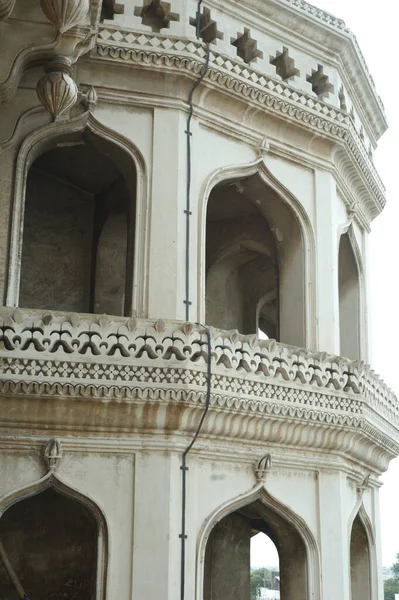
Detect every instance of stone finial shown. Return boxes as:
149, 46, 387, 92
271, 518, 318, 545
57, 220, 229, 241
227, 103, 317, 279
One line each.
83, 85, 98, 111
40, 0, 90, 33
254, 453, 272, 483
258, 138, 270, 156
0, 0, 16, 20
44, 438, 63, 471
357, 474, 370, 498
36, 57, 78, 120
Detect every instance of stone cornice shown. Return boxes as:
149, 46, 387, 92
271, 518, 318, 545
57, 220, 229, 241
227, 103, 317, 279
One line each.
220, 0, 386, 139
0, 310, 397, 471
92, 26, 385, 220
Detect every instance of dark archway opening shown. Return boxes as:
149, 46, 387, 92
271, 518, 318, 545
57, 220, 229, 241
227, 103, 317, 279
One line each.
0, 488, 98, 600
350, 513, 371, 600
19, 129, 137, 316
205, 174, 306, 347
338, 232, 360, 360
204, 500, 307, 600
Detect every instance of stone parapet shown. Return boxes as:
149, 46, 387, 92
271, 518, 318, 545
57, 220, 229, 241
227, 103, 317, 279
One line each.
0, 309, 397, 471
94, 25, 385, 221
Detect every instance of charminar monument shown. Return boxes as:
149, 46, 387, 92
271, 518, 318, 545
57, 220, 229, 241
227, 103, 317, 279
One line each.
0, 1, 397, 599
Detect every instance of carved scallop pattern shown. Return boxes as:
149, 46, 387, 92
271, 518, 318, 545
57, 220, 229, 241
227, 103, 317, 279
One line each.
40, 0, 90, 33
0, 0, 15, 20
36, 57, 78, 119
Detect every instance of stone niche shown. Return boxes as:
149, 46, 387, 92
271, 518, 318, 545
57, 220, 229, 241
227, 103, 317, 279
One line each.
0, 488, 98, 600
19, 129, 137, 316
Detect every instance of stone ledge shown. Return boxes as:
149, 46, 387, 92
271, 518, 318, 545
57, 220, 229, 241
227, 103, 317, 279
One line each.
0, 309, 397, 469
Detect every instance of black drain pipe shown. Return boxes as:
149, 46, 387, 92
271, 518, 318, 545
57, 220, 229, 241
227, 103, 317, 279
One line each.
180, 324, 211, 600
184, 0, 210, 321
180, 3, 211, 599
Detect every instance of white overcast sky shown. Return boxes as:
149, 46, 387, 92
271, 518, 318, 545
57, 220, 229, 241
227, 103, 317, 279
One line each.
251, 0, 399, 569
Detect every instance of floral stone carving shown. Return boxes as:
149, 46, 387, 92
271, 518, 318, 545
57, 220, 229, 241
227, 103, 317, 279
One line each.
40, 0, 90, 33
0, 0, 16, 20
36, 57, 78, 119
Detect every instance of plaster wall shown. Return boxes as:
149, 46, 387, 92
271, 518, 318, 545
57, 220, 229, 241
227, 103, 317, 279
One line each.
0, 445, 381, 600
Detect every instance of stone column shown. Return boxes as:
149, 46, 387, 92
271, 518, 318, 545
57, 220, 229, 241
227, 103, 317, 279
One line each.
314, 170, 340, 355
147, 107, 187, 321
317, 470, 351, 600
204, 513, 251, 600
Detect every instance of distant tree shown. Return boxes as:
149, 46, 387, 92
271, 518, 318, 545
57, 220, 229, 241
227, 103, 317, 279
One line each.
384, 553, 399, 600
250, 568, 272, 600
392, 554, 399, 579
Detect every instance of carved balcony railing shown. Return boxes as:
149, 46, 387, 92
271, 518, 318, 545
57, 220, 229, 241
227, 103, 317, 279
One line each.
0, 309, 397, 470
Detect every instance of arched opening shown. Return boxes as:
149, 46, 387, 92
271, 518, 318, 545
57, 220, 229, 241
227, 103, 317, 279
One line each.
338, 232, 360, 359
250, 531, 280, 599
204, 499, 307, 600
18, 128, 137, 315
205, 173, 306, 346
350, 513, 371, 600
0, 487, 99, 599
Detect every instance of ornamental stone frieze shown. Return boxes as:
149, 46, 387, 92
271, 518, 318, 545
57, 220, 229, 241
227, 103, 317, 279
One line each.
93, 24, 385, 223
0, 310, 397, 471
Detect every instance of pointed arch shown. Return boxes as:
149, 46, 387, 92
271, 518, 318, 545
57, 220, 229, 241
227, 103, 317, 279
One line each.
0, 472, 108, 600
6, 113, 148, 317
348, 502, 377, 600
199, 157, 316, 349
196, 483, 321, 600
338, 223, 364, 360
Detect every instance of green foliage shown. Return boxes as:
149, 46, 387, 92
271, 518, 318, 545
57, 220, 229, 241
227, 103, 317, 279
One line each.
384, 553, 399, 600
384, 578, 399, 600
250, 568, 272, 600
392, 553, 399, 579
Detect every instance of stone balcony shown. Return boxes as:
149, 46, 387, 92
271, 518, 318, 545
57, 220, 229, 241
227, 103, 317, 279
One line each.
0, 308, 397, 472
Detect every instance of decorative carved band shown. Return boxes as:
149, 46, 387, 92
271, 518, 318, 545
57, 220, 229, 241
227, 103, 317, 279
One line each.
0, 310, 397, 428
94, 27, 385, 217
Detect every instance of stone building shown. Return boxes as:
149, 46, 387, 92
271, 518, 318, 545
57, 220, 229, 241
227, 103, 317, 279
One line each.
0, 1, 397, 599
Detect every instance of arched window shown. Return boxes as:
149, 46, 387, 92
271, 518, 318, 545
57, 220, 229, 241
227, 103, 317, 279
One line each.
0, 488, 99, 599
204, 499, 307, 600
205, 173, 306, 347
18, 129, 137, 315
338, 232, 360, 359
350, 513, 371, 600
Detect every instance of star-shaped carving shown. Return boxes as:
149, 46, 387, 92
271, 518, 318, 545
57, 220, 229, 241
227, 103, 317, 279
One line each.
270, 47, 299, 80
189, 7, 223, 44
231, 28, 263, 64
306, 64, 334, 98
134, 0, 179, 33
